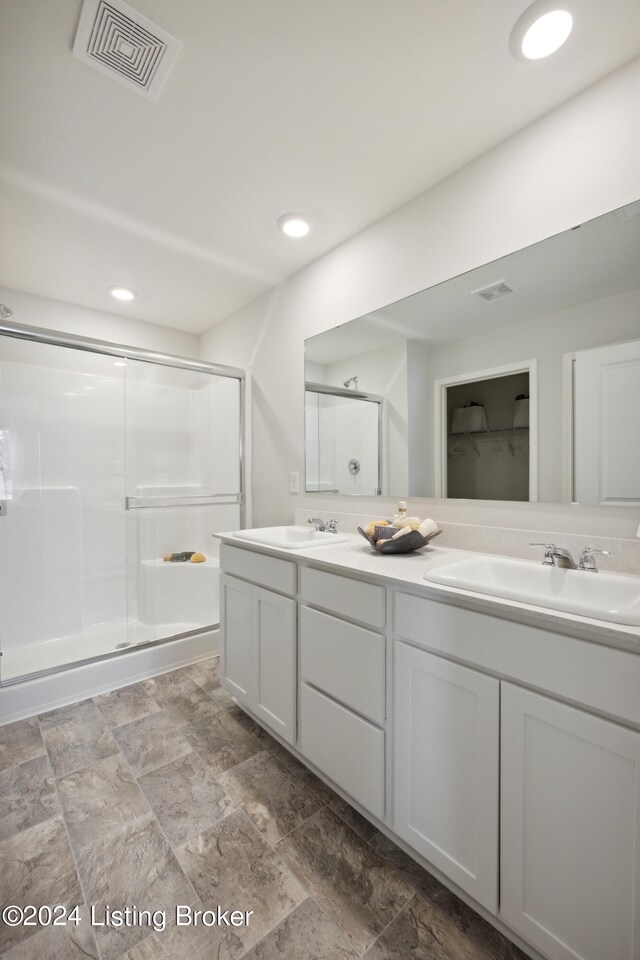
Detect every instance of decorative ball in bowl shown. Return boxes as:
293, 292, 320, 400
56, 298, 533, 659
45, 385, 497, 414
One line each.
357, 519, 441, 554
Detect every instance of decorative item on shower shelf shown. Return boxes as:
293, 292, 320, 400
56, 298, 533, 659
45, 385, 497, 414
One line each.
357, 510, 441, 554
163, 551, 198, 562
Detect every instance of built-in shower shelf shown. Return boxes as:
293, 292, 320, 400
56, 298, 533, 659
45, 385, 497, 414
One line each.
141, 558, 219, 568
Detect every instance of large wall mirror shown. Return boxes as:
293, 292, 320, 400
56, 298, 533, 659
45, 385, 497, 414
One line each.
304, 200, 640, 506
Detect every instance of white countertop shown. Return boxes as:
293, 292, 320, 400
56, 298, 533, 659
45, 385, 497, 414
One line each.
215, 530, 640, 655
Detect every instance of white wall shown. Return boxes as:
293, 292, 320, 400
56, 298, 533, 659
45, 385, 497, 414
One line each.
406, 340, 431, 497
204, 57, 640, 537
0, 286, 199, 358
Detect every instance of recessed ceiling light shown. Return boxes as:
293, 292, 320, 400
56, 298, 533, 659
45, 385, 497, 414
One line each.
510, 2, 573, 61
277, 214, 311, 239
109, 286, 136, 301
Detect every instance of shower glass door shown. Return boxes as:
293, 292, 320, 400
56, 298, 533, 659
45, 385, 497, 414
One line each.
0, 338, 128, 682
305, 388, 382, 495
0, 327, 243, 684
124, 360, 242, 647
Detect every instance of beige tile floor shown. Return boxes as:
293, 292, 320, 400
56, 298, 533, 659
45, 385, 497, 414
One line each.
0, 657, 528, 960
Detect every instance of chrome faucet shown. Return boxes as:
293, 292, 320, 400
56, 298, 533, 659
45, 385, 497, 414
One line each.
530, 543, 577, 569
307, 516, 340, 533
578, 545, 615, 572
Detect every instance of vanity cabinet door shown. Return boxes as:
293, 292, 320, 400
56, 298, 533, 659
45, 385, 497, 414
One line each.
220, 573, 254, 703
252, 586, 296, 745
221, 574, 297, 745
393, 642, 499, 913
501, 683, 640, 960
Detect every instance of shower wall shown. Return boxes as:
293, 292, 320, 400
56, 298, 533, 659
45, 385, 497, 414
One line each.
0, 333, 243, 683
124, 362, 241, 643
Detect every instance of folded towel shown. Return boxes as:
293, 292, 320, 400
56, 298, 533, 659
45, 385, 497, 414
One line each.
418, 518, 438, 538
392, 525, 413, 540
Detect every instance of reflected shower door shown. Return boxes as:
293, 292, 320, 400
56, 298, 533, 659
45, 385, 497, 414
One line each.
0, 339, 127, 681
305, 389, 381, 495
125, 361, 242, 647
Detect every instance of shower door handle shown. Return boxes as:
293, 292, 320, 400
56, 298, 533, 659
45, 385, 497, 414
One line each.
0, 467, 6, 516
125, 493, 242, 510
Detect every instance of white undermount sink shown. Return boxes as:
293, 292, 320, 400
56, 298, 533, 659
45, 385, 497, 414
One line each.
231, 526, 351, 550
424, 555, 640, 626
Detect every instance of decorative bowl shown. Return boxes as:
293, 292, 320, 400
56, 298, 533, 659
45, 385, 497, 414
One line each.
357, 525, 441, 555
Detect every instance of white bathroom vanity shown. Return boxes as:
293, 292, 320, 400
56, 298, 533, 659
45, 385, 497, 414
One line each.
218, 529, 640, 960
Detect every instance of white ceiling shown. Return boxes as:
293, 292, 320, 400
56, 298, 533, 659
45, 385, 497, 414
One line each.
1, 0, 640, 334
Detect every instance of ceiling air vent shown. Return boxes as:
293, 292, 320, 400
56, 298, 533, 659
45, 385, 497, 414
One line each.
73, 0, 181, 100
471, 279, 519, 303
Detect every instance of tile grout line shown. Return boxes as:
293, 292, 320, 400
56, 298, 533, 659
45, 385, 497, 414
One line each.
215, 806, 313, 959
326, 808, 425, 948
16, 662, 418, 960
218, 745, 331, 849
97, 711, 207, 957
1, 662, 223, 959
359, 891, 421, 958
42, 693, 211, 960
271, 804, 419, 958
233, 895, 320, 960
92, 690, 163, 731
23, 659, 517, 960
174, 662, 430, 956
97, 662, 293, 958
35, 713, 105, 960
73, 675, 322, 958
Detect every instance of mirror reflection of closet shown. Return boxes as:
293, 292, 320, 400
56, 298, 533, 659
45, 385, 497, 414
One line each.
446, 372, 530, 501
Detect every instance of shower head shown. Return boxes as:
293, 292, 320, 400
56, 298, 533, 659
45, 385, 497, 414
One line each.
0, 304, 13, 320
343, 376, 359, 389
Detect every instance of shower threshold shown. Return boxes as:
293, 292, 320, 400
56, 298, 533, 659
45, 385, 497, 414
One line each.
1, 618, 214, 684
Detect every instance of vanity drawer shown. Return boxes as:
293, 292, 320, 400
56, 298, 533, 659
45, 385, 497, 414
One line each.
221, 543, 296, 596
299, 682, 384, 819
394, 590, 640, 729
300, 566, 385, 629
300, 606, 385, 724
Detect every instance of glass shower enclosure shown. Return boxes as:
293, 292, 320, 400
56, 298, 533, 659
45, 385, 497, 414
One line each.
305, 382, 383, 496
0, 321, 244, 683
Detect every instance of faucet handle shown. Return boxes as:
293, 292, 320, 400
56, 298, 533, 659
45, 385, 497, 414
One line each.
326, 519, 340, 534
530, 542, 556, 565
579, 545, 615, 571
